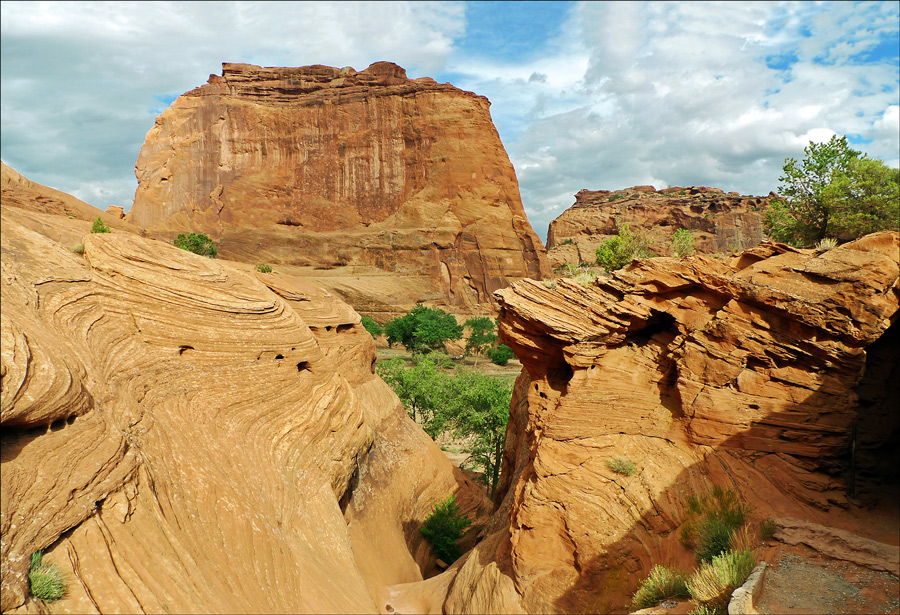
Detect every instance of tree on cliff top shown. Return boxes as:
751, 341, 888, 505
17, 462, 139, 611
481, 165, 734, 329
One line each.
765, 135, 899, 246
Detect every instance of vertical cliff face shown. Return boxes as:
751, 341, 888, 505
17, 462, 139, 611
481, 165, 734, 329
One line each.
127, 62, 548, 308
546, 186, 772, 269
442, 233, 899, 613
1, 172, 491, 613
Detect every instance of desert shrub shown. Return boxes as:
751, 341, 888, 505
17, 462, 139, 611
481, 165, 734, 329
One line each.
632, 565, 690, 610
680, 486, 751, 562
255, 263, 273, 273
608, 193, 623, 201
814, 237, 838, 252
174, 232, 217, 258
70, 243, 84, 255
29, 551, 66, 602
606, 457, 637, 476
90, 217, 111, 234
487, 344, 515, 366
758, 518, 777, 541
672, 228, 696, 257
419, 495, 472, 564
595, 222, 654, 273
687, 549, 756, 613
558, 238, 576, 246
541, 279, 557, 289
360, 315, 384, 338
415, 351, 454, 369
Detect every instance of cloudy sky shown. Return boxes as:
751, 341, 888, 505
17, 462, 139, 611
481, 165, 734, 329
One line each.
2, 1, 898, 240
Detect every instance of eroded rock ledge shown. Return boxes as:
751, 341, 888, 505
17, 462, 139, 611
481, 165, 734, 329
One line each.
440, 232, 898, 613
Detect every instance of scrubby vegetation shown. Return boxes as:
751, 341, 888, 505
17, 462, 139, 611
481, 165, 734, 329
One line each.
606, 456, 637, 476
70, 243, 84, 255
632, 565, 690, 610
419, 495, 472, 564
671, 228, 696, 257
487, 344, 514, 366
90, 216, 111, 234
254, 263, 272, 273
464, 316, 497, 358
360, 315, 384, 338
29, 551, 66, 602
595, 222, 654, 273
174, 232, 217, 258
686, 549, 756, 614
384, 304, 462, 353
679, 486, 751, 563
765, 135, 899, 247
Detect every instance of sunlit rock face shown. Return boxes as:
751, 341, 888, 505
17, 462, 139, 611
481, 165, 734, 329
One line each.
127, 62, 548, 310
442, 233, 899, 613
546, 185, 773, 269
1, 172, 491, 613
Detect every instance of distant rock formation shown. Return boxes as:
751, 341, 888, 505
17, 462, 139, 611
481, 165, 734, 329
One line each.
1, 176, 491, 612
438, 233, 899, 612
546, 185, 772, 269
127, 62, 549, 310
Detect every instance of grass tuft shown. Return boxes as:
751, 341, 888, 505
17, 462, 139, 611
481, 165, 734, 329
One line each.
29, 551, 66, 602
70, 243, 84, 255
759, 518, 777, 541
606, 457, 637, 476
680, 486, 751, 562
255, 263, 273, 273
632, 565, 690, 609
686, 549, 756, 613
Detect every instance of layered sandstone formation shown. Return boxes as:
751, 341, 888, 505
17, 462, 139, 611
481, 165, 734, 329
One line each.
1, 179, 490, 612
435, 233, 899, 613
127, 62, 548, 312
546, 186, 772, 269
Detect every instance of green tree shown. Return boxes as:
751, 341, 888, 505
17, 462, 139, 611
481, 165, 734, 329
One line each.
464, 316, 497, 364
764, 135, 897, 246
376, 357, 449, 430
419, 495, 472, 564
822, 157, 900, 240
174, 232, 218, 258
91, 217, 111, 234
595, 222, 654, 273
433, 371, 512, 497
671, 228, 696, 257
384, 304, 463, 353
360, 315, 384, 338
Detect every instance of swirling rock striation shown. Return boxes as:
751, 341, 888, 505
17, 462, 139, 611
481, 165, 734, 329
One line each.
127, 62, 549, 310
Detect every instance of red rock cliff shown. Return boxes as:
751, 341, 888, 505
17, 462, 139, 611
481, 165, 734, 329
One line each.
547, 185, 772, 268
127, 62, 549, 308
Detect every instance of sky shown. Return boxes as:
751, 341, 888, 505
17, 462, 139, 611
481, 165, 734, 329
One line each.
2, 1, 898, 241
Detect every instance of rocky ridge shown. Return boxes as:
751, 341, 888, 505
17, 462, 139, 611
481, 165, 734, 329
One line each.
435, 232, 899, 612
126, 62, 549, 313
546, 185, 772, 269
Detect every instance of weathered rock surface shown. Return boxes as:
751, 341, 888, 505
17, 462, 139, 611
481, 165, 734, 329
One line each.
546, 186, 772, 269
1, 180, 490, 612
126, 62, 548, 310
439, 233, 898, 613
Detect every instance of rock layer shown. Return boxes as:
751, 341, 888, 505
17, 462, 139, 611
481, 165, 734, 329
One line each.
1, 175, 489, 612
442, 233, 899, 613
546, 186, 772, 268
127, 62, 548, 309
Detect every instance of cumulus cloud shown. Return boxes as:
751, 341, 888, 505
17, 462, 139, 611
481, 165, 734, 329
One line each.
0, 0, 464, 208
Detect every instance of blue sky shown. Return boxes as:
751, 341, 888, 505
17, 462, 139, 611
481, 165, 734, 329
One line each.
2, 1, 898, 241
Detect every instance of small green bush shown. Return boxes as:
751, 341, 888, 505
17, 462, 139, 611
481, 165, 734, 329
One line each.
608, 194, 623, 201
759, 518, 777, 541
632, 565, 690, 610
70, 244, 84, 255
680, 486, 751, 563
360, 315, 384, 338
606, 457, 637, 476
29, 551, 66, 602
687, 549, 756, 613
487, 344, 515, 366
415, 351, 454, 368
420, 495, 472, 564
90, 217, 111, 234
255, 263, 273, 273
173, 232, 217, 258
595, 222, 654, 273
558, 238, 576, 246
672, 228, 696, 257
695, 518, 735, 563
